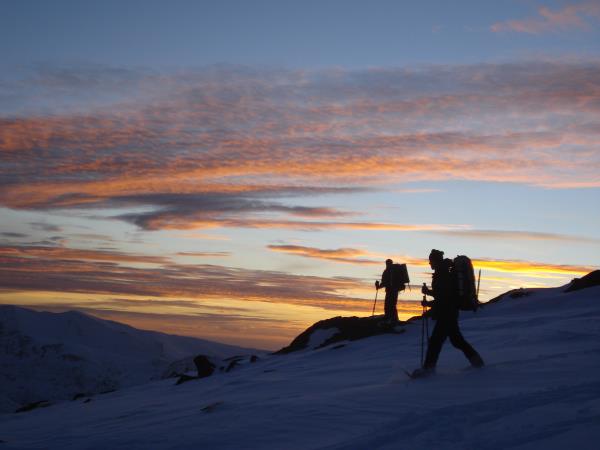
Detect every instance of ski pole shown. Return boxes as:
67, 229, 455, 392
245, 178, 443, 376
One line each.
476, 269, 482, 300
371, 287, 379, 316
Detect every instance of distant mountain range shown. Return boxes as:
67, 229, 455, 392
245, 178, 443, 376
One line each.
0, 305, 258, 413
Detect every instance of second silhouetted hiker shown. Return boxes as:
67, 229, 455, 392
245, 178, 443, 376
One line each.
411, 249, 484, 378
375, 259, 408, 323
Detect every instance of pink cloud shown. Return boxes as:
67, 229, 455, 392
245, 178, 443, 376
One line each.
1, 62, 599, 231
491, 1, 600, 34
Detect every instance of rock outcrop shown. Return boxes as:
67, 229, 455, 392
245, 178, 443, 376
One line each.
565, 270, 600, 293
276, 315, 406, 354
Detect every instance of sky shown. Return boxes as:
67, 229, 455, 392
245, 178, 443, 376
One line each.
1, 0, 599, 349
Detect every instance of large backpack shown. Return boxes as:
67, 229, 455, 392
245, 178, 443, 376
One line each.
452, 255, 479, 311
390, 263, 410, 291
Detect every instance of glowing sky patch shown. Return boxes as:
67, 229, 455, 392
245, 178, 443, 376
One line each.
0, 0, 599, 348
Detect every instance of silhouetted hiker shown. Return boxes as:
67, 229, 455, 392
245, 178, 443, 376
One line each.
411, 249, 484, 378
375, 259, 403, 323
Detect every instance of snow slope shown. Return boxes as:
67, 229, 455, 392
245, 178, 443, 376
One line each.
1, 285, 599, 449
0, 306, 259, 413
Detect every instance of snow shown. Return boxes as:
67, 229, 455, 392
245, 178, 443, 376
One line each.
0, 285, 599, 449
306, 327, 340, 349
0, 306, 259, 413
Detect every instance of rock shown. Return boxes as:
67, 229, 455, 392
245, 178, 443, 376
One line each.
194, 355, 216, 378
174, 354, 260, 385
15, 400, 51, 413
275, 315, 405, 354
225, 358, 242, 372
565, 270, 600, 293
175, 374, 198, 385
174, 355, 217, 384
201, 401, 223, 413
510, 288, 533, 299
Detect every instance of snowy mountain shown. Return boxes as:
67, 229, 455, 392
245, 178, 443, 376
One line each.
1, 277, 599, 449
0, 306, 259, 413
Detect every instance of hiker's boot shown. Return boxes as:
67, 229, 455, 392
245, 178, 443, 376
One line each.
468, 353, 484, 368
410, 367, 435, 379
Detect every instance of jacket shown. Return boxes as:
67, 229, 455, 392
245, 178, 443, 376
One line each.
429, 259, 459, 319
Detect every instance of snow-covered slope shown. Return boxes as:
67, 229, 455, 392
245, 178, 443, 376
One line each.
1, 284, 599, 449
0, 306, 259, 413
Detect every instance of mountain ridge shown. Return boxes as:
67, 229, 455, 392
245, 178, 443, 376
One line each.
0, 305, 261, 413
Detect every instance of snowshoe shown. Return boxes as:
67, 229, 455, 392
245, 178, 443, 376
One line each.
405, 367, 435, 379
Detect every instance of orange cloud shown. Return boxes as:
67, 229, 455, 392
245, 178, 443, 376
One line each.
0, 243, 370, 309
472, 258, 595, 277
142, 218, 470, 232
1, 62, 599, 232
3, 127, 598, 214
267, 244, 429, 267
268, 245, 380, 264
267, 243, 596, 279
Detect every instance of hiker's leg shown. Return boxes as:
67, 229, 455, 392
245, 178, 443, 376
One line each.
448, 320, 484, 367
424, 320, 448, 370
390, 291, 399, 322
384, 292, 395, 321
384, 293, 391, 319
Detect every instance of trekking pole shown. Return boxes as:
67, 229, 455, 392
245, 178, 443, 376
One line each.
425, 302, 429, 340
421, 283, 427, 367
371, 287, 379, 316
476, 269, 482, 300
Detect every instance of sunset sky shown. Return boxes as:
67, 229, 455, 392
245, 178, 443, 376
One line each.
1, 0, 599, 349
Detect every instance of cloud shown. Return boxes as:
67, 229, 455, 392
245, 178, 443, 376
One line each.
0, 232, 28, 238
112, 191, 358, 230
267, 244, 428, 266
176, 251, 231, 257
0, 243, 369, 310
491, 1, 600, 34
473, 258, 595, 277
29, 222, 62, 232
1, 62, 599, 231
434, 229, 600, 244
0, 244, 169, 265
127, 217, 469, 232
392, 188, 441, 194
268, 243, 597, 278
268, 245, 381, 265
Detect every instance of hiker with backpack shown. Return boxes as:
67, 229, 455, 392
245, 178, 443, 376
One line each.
411, 249, 484, 378
375, 259, 408, 323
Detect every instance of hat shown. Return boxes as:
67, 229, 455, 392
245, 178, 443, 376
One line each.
429, 249, 444, 260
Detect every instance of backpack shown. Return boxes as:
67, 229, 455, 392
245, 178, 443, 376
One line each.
452, 255, 479, 311
390, 263, 410, 291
